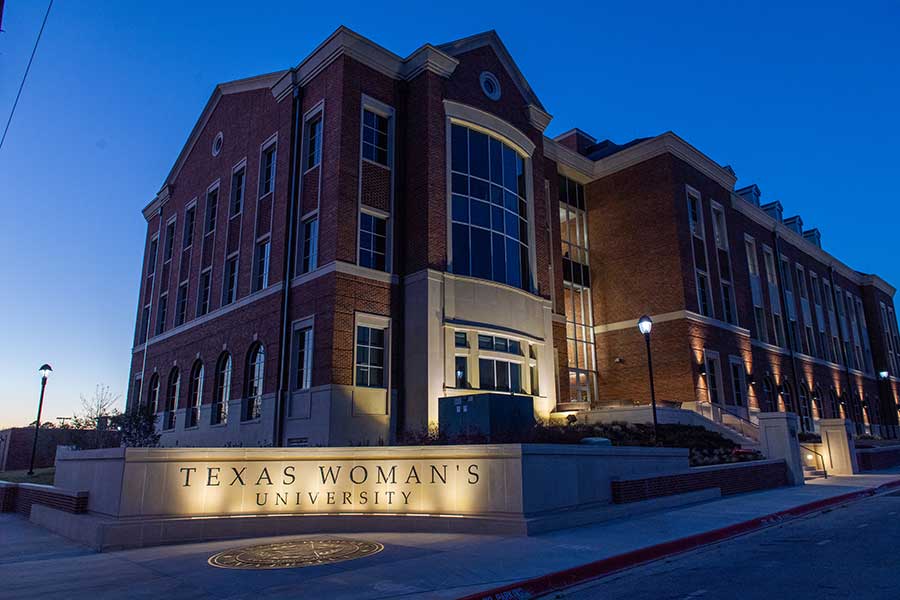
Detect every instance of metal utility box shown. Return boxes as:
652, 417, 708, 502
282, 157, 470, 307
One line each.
438, 394, 535, 441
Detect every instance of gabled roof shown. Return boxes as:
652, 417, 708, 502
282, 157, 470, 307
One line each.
437, 30, 546, 112
146, 71, 286, 215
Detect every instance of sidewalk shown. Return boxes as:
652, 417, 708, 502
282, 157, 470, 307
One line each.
1, 469, 898, 600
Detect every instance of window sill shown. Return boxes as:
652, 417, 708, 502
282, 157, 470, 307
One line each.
361, 157, 391, 171
210, 422, 227, 428
241, 418, 262, 425
184, 426, 199, 431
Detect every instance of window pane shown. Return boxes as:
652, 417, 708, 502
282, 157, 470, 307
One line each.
479, 359, 495, 389
469, 130, 489, 180
471, 228, 492, 280
452, 223, 470, 276
451, 125, 468, 172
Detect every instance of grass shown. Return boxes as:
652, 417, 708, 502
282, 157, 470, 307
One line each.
0, 468, 55, 485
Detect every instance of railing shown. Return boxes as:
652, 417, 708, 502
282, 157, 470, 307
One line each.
686, 401, 760, 442
800, 444, 828, 479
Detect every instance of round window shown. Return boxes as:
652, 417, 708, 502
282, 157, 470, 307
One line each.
479, 72, 501, 101
212, 132, 224, 156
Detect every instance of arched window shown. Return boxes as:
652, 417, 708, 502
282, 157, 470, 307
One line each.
164, 368, 179, 430
187, 360, 204, 428
244, 343, 265, 421
781, 381, 794, 413
147, 373, 160, 415
212, 353, 232, 425
798, 384, 812, 432
761, 377, 777, 413
813, 386, 824, 421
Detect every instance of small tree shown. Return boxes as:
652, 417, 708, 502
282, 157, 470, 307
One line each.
73, 384, 122, 448
113, 410, 160, 448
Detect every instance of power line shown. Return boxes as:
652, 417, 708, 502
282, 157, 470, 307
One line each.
0, 0, 53, 152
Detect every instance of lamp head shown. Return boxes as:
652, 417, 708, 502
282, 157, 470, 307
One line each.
39, 364, 52, 380
879, 370, 889, 380
637, 315, 652, 336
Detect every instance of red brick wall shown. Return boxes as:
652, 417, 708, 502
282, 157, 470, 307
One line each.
0, 483, 88, 518
0, 428, 120, 471
611, 460, 788, 503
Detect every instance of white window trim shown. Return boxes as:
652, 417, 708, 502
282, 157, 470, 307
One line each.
354, 312, 391, 389
302, 100, 325, 175
703, 349, 724, 405
229, 158, 248, 217
728, 355, 747, 407
258, 133, 278, 198
291, 315, 315, 392
359, 94, 394, 170
357, 95, 395, 274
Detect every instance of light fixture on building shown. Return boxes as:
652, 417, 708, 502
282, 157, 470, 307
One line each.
636, 315, 658, 440
698, 363, 707, 376
28, 364, 53, 476
879, 371, 890, 380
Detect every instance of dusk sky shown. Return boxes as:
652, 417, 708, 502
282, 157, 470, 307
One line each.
1, 1, 898, 428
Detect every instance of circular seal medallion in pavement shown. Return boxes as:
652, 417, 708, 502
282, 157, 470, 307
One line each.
208, 538, 384, 570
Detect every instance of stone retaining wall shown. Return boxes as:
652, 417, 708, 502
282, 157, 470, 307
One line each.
611, 459, 788, 504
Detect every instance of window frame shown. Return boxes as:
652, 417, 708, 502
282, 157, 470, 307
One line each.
258, 135, 278, 197
229, 161, 246, 218
354, 314, 390, 389
357, 208, 389, 272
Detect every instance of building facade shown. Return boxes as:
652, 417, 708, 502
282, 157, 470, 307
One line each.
126, 27, 900, 446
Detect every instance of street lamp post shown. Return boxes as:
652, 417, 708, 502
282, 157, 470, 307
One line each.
28, 364, 52, 476
637, 316, 658, 442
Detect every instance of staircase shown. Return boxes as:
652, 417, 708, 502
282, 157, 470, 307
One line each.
803, 465, 827, 481
681, 402, 760, 451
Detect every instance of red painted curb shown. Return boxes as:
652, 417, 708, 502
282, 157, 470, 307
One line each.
457, 480, 899, 600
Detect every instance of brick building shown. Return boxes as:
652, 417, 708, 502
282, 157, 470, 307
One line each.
126, 27, 900, 446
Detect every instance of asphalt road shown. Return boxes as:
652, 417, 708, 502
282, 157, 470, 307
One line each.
550, 492, 900, 600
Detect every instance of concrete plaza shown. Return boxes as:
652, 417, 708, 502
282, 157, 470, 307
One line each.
2, 471, 899, 600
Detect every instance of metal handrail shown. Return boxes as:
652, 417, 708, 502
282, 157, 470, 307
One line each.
690, 401, 760, 441
800, 444, 828, 479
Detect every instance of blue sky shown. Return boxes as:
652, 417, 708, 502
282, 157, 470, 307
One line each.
1, 1, 898, 427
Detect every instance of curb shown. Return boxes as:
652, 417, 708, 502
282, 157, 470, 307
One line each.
457, 477, 900, 600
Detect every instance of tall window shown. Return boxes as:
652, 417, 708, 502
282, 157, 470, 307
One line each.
450, 123, 530, 291
745, 237, 767, 342
147, 373, 159, 415
230, 167, 245, 217
291, 325, 313, 391
155, 293, 168, 335
260, 142, 276, 196
183, 205, 196, 248
761, 377, 777, 412
359, 212, 387, 271
222, 256, 238, 305
362, 109, 389, 166
559, 175, 597, 404
711, 204, 737, 325
299, 217, 318, 274
704, 351, 723, 404
763, 248, 786, 347
305, 115, 322, 170
355, 325, 386, 388
205, 187, 218, 235
175, 282, 188, 326
728, 357, 746, 406
253, 238, 270, 292
163, 220, 176, 262
245, 343, 265, 421
687, 190, 713, 317
212, 353, 231, 425
197, 268, 211, 316
164, 368, 179, 430
798, 384, 812, 432
455, 356, 469, 388
780, 256, 801, 351
147, 236, 159, 276
187, 361, 203, 428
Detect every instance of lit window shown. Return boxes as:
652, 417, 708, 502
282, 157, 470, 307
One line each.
450, 124, 530, 290
455, 356, 468, 388
212, 353, 231, 425
292, 326, 313, 391
245, 343, 265, 421
356, 325, 386, 388
187, 361, 203, 428
359, 212, 387, 271
362, 109, 389, 166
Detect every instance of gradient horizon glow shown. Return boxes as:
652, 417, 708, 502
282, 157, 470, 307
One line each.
1, 1, 898, 428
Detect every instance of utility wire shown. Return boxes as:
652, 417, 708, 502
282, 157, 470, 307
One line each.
0, 0, 53, 152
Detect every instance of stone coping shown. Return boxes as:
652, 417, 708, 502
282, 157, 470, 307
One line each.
611, 458, 783, 483
856, 445, 900, 454
56, 443, 689, 462
0, 480, 88, 498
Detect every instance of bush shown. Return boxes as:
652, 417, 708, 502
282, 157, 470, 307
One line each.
397, 421, 762, 467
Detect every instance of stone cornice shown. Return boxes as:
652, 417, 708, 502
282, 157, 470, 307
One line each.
730, 194, 895, 296
444, 100, 536, 157
592, 132, 737, 190
542, 137, 594, 182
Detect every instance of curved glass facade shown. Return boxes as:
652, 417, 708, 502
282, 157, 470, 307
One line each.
450, 123, 531, 291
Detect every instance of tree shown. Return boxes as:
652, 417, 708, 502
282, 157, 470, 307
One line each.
73, 384, 121, 448
113, 410, 160, 448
